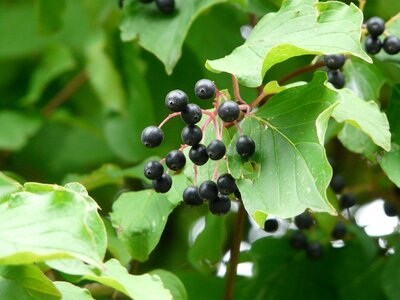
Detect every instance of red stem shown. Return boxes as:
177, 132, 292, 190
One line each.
158, 112, 181, 128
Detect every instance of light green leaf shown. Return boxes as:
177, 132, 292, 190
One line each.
229, 73, 339, 223
0, 111, 42, 151
103, 217, 132, 267
206, 0, 370, 87
0, 182, 106, 268
120, 0, 226, 74
0, 172, 22, 202
0, 264, 60, 300
150, 269, 188, 300
35, 0, 66, 35
54, 282, 93, 300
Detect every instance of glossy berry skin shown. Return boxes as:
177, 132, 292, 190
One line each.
330, 175, 345, 193
152, 173, 172, 193
207, 140, 226, 160
306, 241, 323, 260
217, 174, 237, 195
218, 100, 240, 122
384, 202, 398, 217
324, 54, 345, 70
195, 79, 216, 100
332, 222, 346, 240
165, 90, 188, 112
181, 125, 202, 146
339, 193, 356, 209
383, 36, 400, 55
199, 180, 219, 200
294, 212, 313, 230
365, 36, 382, 54
181, 103, 202, 124
236, 135, 256, 158
155, 0, 175, 14
183, 186, 203, 206
209, 195, 231, 215
264, 219, 279, 233
144, 161, 163, 180
141, 126, 164, 148
328, 70, 345, 89
366, 17, 385, 37
189, 144, 209, 165
165, 150, 186, 171
290, 231, 307, 249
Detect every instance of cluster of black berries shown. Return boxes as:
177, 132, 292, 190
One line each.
365, 17, 400, 55
324, 54, 346, 89
139, 0, 175, 14
141, 79, 256, 215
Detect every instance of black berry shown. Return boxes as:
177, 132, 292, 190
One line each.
366, 17, 385, 37
152, 173, 172, 193
365, 36, 382, 54
330, 175, 345, 193
290, 231, 307, 249
383, 36, 400, 55
236, 135, 255, 158
199, 180, 219, 200
218, 100, 240, 122
306, 241, 323, 260
324, 54, 345, 70
189, 144, 209, 165
165, 150, 186, 171
195, 79, 216, 100
339, 193, 356, 209
141, 126, 164, 148
383, 202, 398, 217
294, 212, 313, 230
181, 103, 202, 124
209, 195, 231, 215
328, 70, 345, 89
207, 140, 226, 160
264, 219, 279, 233
155, 0, 174, 14
165, 90, 188, 112
181, 125, 202, 146
183, 186, 203, 206
144, 161, 163, 180
331, 222, 346, 240
217, 174, 237, 195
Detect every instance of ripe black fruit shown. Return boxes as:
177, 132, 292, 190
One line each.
165, 90, 188, 112
264, 219, 279, 233
181, 103, 202, 124
306, 241, 323, 260
189, 144, 209, 165
236, 135, 256, 158
209, 195, 231, 215
383, 36, 400, 55
328, 70, 345, 89
199, 180, 219, 200
330, 175, 345, 193
218, 100, 240, 122
339, 193, 356, 209
294, 212, 313, 230
290, 231, 307, 249
383, 202, 398, 217
365, 36, 382, 54
181, 125, 202, 146
207, 140, 226, 160
152, 173, 172, 193
366, 17, 385, 37
141, 126, 164, 148
331, 222, 346, 240
217, 174, 236, 195
324, 54, 345, 70
183, 186, 203, 206
155, 0, 175, 14
165, 150, 186, 171
144, 161, 163, 180
195, 79, 216, 100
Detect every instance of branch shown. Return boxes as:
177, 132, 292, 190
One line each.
278, 61, 325, 85
231, 75, 246, 104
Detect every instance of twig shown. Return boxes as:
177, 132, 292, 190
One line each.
231, 75, 246, 104
159, 112, 181, 128
358, 0, 366, 12
278, 61, 325, 85
386, 12, 400, 26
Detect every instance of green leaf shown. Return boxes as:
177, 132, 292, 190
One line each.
0, 172, 22, 202
54, 282, 93, 300
0, 111, 42, 151
120, 0, 226, 74
175, 271, 225, 300
229, 73, 339, 223
332, 88, 391, 151
150, 269, 188, 300
103, 217, 132, 267
0, 182, 106, 268
0, 264, 61, 300
35, 0, 66, 35
206, 0, 370, 87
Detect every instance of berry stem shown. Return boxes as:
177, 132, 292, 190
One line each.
158, 112, 181, 128
231, 75, 246, 105
235, 121, 243, 135
193, 164, 198, 185
213, 160, 220, 180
